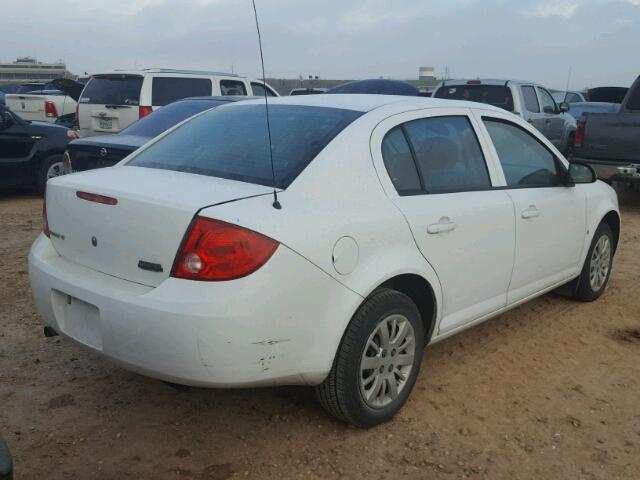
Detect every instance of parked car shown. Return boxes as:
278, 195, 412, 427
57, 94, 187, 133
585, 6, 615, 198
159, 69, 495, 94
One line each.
0, 436, 12, 480
30, 94, 619, 427
567, 102, 619, 121
65, 96, 250, 172
325, 79, 419, 96
0, 84, 21, 94
0, 103, 70, 193
289, 87, 327, 96
433, 79, 577, 155
586, 86, 628, 103
5, 89, 77, 123
552, 90, 586, 104
572, 75, 640, 184
74, 69, 278, 137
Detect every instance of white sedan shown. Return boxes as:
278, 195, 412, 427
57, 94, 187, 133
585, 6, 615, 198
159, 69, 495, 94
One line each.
29, 94, 619, 427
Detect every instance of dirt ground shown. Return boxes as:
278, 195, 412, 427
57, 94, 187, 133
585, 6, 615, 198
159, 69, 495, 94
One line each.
1, 187, 639, 480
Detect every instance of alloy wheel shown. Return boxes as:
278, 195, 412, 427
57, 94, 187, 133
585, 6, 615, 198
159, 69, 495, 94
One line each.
359, 313, 415, 408
589, 234, 611, 291
46, 161, 66, 180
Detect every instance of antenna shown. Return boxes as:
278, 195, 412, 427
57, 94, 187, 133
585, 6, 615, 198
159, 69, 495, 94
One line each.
564, 66, 572, 103
251, 0, 281, 210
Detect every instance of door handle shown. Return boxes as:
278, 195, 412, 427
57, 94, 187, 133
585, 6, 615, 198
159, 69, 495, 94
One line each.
545, 119, 551, 124
521, 205, 540, 219
427, 217, 457, 234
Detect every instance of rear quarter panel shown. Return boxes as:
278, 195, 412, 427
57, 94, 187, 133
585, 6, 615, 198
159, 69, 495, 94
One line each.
198, 114, 444, 347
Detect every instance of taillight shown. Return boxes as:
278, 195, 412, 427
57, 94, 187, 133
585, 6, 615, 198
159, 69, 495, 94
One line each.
43, 195, 50, 238
575, 120, 585, 148
139, 106, 153, 118
62, 151, 72, 173
45, 100, 58, 118
172, 217, 279, 281
467, 80, 481, 85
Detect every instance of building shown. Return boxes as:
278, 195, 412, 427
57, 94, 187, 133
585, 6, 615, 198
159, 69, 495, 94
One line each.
0, 57, 75, 86
418, 66, 436, 81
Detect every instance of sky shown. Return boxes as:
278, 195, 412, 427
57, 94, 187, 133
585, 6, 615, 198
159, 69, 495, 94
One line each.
1, 0, 638, 90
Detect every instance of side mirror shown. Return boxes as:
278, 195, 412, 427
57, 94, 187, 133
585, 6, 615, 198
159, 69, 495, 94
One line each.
558, 101, 570, 113
568, 161, 596, 184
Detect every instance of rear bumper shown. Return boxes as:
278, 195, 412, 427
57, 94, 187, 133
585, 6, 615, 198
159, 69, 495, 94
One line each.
29, 235, 362, 387
573, 157, 640, 182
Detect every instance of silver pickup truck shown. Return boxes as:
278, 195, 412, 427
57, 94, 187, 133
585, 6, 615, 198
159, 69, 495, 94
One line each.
572, 75, 640, 184
433, 79, 577, 155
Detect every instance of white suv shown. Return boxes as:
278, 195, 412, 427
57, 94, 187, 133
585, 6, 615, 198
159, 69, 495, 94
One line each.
76, 68, 278, 137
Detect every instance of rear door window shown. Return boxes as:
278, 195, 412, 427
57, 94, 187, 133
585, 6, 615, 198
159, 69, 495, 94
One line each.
151, 77, 212, 106
397, 116, 491, 193
483, 117, 562, 187
128, 104, 362, 188
434, 85, 514, 112
79, 75, 143, 105
220, 80, 247, 96
381, 127, 421, 194
521, 86, 540, 113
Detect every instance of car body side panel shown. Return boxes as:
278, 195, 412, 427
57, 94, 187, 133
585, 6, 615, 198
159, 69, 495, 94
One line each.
197, 117, 444, 339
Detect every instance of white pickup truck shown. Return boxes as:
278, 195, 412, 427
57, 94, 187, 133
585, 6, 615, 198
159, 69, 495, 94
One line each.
5, 83, 77, 123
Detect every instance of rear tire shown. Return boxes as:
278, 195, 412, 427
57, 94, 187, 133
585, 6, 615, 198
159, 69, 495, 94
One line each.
572, 223, 614, 302
315, 288, 424, 427
36, 155, 65, 195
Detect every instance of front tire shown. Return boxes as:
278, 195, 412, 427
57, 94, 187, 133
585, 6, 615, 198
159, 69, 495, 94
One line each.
573, 223, 614, 301
36, 155, 65, 195
315, 288, 424, 427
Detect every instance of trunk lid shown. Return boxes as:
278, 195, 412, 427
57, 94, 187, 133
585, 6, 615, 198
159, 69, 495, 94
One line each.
45, 166, 273, 286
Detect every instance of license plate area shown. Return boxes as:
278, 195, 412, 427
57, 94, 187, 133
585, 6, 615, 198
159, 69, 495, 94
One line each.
51, 290, 102, 350
98, 118, 113, 130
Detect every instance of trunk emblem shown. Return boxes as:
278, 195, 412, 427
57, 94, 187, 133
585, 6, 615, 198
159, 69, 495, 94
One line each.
91, 236, 98, 247
99, 148, 107, 157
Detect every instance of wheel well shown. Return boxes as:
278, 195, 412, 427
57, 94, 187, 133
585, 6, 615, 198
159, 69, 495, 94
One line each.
379, 274, 437, 342
602, 211, 620, 252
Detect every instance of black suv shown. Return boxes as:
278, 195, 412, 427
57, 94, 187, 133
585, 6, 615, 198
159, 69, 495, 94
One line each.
0, 104, 70, 194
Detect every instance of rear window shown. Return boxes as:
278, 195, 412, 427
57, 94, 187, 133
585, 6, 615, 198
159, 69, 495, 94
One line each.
151, 77, 212, 106
121, 99, 227, 138
434, 84, 514, 112
79, 75, 143, 105
128, 104, 362, 188
220, 80, 247, 96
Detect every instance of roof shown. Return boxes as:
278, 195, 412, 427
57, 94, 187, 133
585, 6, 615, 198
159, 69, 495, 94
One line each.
439, 79, 540, 87
94, 68, 242, 78
235, 93, 507, 114
174, 95, 257, 103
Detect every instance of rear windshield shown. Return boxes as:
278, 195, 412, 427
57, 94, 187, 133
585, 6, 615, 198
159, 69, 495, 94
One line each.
435, 84, 514, 112
79, 75, 143, 105
121, 99, 227, 138
128, 104, 362, 188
